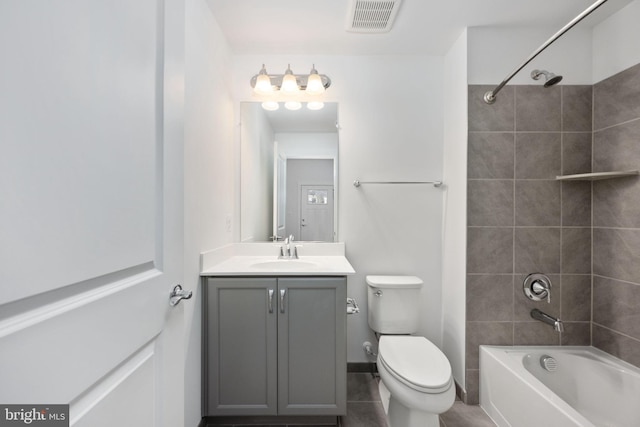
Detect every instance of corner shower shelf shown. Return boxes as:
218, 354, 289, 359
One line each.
555, 170, 640, 181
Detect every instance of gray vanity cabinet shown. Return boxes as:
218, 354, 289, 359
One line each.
204, 276, 347, 417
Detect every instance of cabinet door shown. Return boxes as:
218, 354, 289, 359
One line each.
277, 277, 347, 415
204, 278, 278, 416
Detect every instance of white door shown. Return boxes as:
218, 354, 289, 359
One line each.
299, 185, 334, 241
0, 1, 186, 426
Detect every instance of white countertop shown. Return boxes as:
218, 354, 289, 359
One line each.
200, 242, 355, 276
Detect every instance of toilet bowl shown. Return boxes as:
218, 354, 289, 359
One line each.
366, 276, 455, 427
377, 336, 454, 427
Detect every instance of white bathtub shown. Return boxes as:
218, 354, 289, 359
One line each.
480, 346, 640, 427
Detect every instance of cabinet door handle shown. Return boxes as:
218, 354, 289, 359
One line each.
280, 289, 286, 313
268, 289, 275, 313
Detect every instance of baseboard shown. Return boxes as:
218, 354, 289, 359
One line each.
201, 415, 338, 426
347, 362, 377, 373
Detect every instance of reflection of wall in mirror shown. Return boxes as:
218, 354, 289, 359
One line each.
240, 103, 274, 242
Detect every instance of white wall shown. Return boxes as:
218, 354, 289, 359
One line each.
441, 29, 468, 391
234, 54, 445, 361
468, 26, 592, 85
593, 0, 640, 82
184, 1, 235, 425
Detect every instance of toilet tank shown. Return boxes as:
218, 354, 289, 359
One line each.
366, 275, 423, 334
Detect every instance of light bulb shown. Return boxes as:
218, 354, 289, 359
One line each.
280, 64, 300, 94
305, 65, 325, 95
284, 101, 302, 111
261, 101, 279, 111
307, 101, 324, 110
253, 65, 273, 95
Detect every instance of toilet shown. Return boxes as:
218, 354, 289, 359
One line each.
367, 275, 455, 427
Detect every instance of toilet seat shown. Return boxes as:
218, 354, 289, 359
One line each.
378, 336, 452, 394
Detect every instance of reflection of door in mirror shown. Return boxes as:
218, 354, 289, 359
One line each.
300, 184, 334, 241
282, 159, 334, 241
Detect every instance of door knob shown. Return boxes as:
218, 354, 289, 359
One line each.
169, 284, 193, 307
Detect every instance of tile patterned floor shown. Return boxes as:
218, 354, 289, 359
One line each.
343, 373, 496, 427
203, 373, 497, 427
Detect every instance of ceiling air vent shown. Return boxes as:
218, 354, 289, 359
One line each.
346, 0, 403, 33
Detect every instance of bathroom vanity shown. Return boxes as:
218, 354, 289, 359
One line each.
200, 243, 355, 420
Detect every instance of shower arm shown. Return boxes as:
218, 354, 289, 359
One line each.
483, 0, 608, 104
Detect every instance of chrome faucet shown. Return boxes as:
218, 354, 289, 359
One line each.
278, 235, 299, 259
531, 308, 564, 332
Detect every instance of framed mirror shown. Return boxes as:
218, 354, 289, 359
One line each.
240, 102, 339, 242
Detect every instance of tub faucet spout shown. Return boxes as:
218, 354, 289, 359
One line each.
531, 308, 564, 332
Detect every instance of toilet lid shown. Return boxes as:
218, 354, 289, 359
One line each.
378, 336, 452, 394
366, 275, 423, 288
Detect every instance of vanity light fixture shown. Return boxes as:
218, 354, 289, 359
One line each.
251, 64, 331, 111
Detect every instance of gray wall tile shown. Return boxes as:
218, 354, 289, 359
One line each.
560, 322, 591, 346
561, 275, 591, 321
467, 132, 515, 179
562, 228, 591, 274
466, 321, 512, 370
463, 370, 480, 406
593, 228, 640, 283
562, 181, 592, 227
562, 86, 593, 132
593, 119, 640, 172
514, 227, 561, 274
466, 274, 513, 321
515, 180, 560, 226
513, 321, 560, 345
516, 133, 561, 179
515, 86, 561, 131
593, 276, 640, 340
593, 178, 640, 228
468, 85, 515, 132
467, 227, 513, 274
468, 180, 514, 226
562, 132, 592, 175
593, 324, 640, 368
594, 62, 640, 130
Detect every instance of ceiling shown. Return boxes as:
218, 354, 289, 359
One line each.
207, 0, 631, 56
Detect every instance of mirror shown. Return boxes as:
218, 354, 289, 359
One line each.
240, 102, 339, 242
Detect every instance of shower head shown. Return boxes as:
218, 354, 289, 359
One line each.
531, 69, 563, 87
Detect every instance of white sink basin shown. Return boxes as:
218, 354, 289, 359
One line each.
250, 260, 319, 271
200, 244, 356, 276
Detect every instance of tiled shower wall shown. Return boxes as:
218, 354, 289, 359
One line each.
465, 63, 640, 404
591, 63, 640, 367
465, 84, 594, 404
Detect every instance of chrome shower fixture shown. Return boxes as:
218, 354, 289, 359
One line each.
483, 0, 607, 104
531, 69, 563, 87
